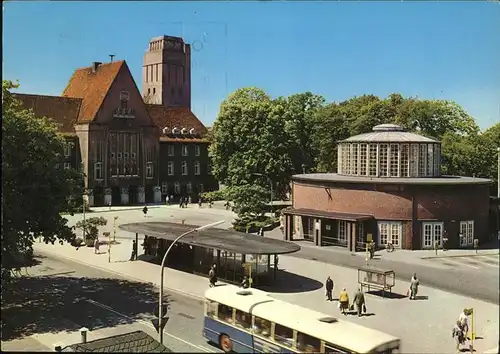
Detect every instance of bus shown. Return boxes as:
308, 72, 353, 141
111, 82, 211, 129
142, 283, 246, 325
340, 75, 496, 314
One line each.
203, 284, 401, 353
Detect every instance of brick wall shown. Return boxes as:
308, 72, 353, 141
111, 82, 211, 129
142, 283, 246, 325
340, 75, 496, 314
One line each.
292, 181, 490, 249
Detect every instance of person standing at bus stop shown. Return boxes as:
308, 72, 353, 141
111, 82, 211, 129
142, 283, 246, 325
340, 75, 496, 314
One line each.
209, 264, 217, 287
325, 276, 334, 301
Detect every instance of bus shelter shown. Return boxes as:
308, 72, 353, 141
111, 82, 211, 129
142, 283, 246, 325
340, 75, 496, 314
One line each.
119, 222, 301, 286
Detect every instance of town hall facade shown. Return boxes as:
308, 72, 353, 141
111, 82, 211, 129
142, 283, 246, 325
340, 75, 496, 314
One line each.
15, 35, 217, 206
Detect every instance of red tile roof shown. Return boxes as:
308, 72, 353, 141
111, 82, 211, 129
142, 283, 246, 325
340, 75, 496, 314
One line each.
146, 105, 208, 137
13, 93, 82, 134
62, 61, 124, 122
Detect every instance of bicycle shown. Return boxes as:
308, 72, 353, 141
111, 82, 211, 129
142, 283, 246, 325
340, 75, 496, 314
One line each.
386, 242, 395, 252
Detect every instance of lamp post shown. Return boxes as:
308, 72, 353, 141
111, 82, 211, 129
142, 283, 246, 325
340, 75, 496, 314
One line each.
497, 147, 500, 199
158, 220, 225, 344
252, 173, 273, 214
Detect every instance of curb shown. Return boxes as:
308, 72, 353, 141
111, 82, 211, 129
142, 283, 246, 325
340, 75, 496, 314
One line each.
35, 248, 205, 302
87, 205, 164, 214
420, 252, 499, 260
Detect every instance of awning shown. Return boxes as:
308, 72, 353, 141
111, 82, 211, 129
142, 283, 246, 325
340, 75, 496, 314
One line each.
282, 208, 373, 222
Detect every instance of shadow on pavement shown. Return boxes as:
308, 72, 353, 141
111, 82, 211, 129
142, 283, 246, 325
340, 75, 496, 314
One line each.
256, 269, 323, 293
1, 272, 170, 341
366, 290, 407, 299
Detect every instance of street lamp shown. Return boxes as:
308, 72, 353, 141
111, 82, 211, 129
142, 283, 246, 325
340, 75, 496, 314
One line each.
158, 220, 225, 344
497, 147, 500, 199
252, 173, 273, 213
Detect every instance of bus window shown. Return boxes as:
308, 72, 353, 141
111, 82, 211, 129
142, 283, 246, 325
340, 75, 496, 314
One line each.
274, 323, 294, 347
324, 343, 350, 353
235, 310, 252, 329
206, 300, 218, 318
218, 304, 234, 324
297, 332, 320, 353
253, 316, 271, 338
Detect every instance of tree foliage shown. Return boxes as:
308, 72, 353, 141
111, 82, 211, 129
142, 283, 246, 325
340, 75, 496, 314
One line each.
74, 217, 108, 245
1, 80, 83, 280
209, 86, 499, 209
225, 184, 269, 218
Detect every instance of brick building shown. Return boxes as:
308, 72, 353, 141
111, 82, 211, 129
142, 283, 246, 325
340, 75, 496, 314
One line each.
283, 124, 492, 250
14, 35, 217, 206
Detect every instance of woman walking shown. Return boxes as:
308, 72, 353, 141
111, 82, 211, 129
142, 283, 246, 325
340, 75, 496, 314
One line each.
339, 288, 350, 315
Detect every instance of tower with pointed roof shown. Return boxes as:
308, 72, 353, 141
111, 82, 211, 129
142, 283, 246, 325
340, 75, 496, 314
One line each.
142, 36, 191, 108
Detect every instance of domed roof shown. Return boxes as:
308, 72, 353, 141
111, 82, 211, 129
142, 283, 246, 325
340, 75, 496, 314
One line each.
340, 124, 439, 143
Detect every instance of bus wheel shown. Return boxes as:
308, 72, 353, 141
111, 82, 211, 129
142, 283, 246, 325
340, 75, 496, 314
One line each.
219, 334, 233, 353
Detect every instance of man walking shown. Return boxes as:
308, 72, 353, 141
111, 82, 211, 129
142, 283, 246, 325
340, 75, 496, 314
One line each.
353, 287, 366, 317
208, 264, 217, 287
325, 276, 334, 301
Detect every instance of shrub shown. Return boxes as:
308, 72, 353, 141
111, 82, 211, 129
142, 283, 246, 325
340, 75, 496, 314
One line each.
201, 190, 227, 202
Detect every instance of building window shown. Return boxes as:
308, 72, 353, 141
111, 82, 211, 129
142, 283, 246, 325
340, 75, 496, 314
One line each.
186, 182, 192, 194
401, 144, 409, 177
378, 221, 401, 248
120, 91, 129, 109
338, 221, 347, 245
181, 145, 188, 156
198, 184, 204, 194
426, 144, 434, 176
194, 161, 200, 175
410, 144, 419, 177
345, 144, 351, 174
110, 152, 116, 159
167, 161, 174, 176
174, 182, 181, 194
146, 162, 154, 179
359, 144, 367, 176
161, 182, 168, 195
419, 144, 427, 177
181, 161, 188, 175
63, 143, 72, 157
356, 222, 365, 248
351, 144, 358, 175
148, 88, 151, 95
153, 87, 156, 95
207, 162, 212, 175
459, 221, 474, 247
379, 144, 389, 177
389, 144, 399, 177
63, 162, 71, 170
422, 222, 443, 249
433, 144, 441, 176
368, 144, 377, 176
195, 145, 200, 156
94, 162, 103, 180
168, 144, 175, 156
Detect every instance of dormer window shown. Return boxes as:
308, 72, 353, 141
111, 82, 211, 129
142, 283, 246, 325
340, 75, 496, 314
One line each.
162, 127, 170, 134
172, 127, 180, 134
189, 128, 195, 135
181, 128, 188, 135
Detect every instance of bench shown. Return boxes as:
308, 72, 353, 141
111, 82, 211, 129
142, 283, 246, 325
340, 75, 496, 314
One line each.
357, 267, 395, 298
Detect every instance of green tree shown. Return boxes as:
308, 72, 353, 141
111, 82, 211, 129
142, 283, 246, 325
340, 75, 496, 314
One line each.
225, 184, 269, 219
209, 87, 293, 196
1, 80, 83, 281
74, 217, 108, 246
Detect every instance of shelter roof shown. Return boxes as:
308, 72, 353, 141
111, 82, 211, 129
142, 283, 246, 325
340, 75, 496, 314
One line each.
119, 222, 300, 255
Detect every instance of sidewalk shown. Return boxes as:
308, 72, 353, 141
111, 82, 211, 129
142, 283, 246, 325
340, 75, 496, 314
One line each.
34, 240, 499, 354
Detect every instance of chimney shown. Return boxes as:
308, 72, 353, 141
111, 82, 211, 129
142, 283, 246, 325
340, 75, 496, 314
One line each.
91, 62, 102, 73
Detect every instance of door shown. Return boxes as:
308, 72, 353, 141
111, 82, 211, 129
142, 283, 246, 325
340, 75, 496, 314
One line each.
422, 222, 443, 249
460, 221, 474, 247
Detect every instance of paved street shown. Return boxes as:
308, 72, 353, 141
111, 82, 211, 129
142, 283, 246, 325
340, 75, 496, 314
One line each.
70, 204, 500, 304
1, 254, 221, 353
33, 237, 499, 354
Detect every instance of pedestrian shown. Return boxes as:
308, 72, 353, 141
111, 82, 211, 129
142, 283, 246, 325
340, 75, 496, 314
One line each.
94, 237, 100, 254
241, 276, 250, 289
274, 255, 279, 270
325, 276, 334, 301
142, 205, 148, 217
224, 201, 230, 210
452, 320, 466, 353
179, 197, 183, 208
169, 195, 174, 204
258, 228, 265, 237
353, 287, 366, 317
165, 195, 169, 205
198, 197, 203, 208
458, 308, 470, 338
338, 288, 349, 315
188, 196, 192, 205
368, 241, 375, 259
208, 264, 217, 287
130, 240, 137, 261
408, 273, 419, 300
108, 201, 112, 211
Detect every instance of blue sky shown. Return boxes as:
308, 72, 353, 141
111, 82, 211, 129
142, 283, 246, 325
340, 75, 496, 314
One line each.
3, 1, 499, 129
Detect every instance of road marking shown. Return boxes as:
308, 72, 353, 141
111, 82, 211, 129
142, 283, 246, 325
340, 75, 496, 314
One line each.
440, 258, 480, 269
85, 299, 216, 353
